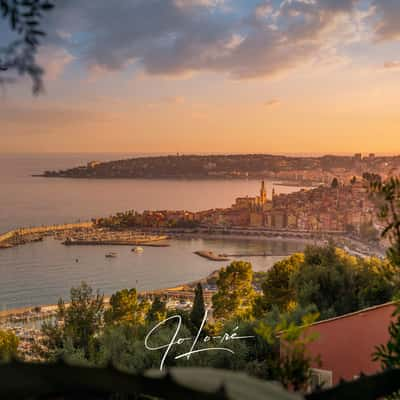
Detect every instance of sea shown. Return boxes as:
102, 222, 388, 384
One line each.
0, 153, 309, 310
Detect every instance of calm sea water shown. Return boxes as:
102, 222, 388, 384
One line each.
0, 153, 308, 310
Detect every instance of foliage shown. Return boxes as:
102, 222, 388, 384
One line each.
0, 0, 54, 94
190, 283, 206, 330
41, 282, 104, 359
331, 178, 339, 189
374, 304, 400, 370
96, 209, 200, 230
291, 244, 396, 319
369, 177, 400, 267
1, 360, 400, 400
256, 311, 320, 391
0, 360, 306, 400
368, 176, 400, 399
148, 295, 167, 323
0, 329, 18, 362
105, 288, 149, 327
212, 261, 255, 320
253, 254, 303, 317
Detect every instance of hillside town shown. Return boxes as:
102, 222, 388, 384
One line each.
96, 178, 380, 241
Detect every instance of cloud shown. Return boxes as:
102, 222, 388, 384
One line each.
164, 96, 186, 104
41, 0, 362, 80
370, 0, 400, 41
0, 103, 102, 132
383, 60, 400, 70
36, 46, 75, 80
146, 95, 186, 108
264, 99, 281, 107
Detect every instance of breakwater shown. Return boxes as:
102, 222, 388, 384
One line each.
63, 237, 169, 246
194, 251, 230, 261
0, 222, 93, 248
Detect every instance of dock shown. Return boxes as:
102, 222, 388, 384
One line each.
219, 252, 273, 257
194, 251, 230, 261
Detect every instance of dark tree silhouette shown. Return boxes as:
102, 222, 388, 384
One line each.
190, 282, 206, 329
0, 0, 54, 94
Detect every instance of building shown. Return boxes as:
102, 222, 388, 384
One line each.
304, 302, 397, 388
233, 181, 268, 211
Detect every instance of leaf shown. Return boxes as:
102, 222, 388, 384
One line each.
41, 2, 54, 10
147, 368, 303, 400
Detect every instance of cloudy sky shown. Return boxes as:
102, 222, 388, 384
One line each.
1, 0, 400, 154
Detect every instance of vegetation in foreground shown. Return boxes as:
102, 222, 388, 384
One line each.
2, 176, 400, 398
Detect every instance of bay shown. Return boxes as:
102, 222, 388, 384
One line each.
0, 153, 309, 309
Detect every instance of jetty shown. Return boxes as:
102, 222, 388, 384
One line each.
63, 238, 170, 247
194, 251, 230, 261
219, 252, 272, 257
0, 222, 93, 250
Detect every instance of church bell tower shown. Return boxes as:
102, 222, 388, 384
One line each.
260, 180, 267, 206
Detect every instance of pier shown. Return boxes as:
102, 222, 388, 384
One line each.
0, 222, 93, 249
195, 250, 296, 261
194, 251, 230, 261
63, 238, 170, 247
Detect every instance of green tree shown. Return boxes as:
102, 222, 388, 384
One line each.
253, 254, 303, 317
105, 288, 148, 327
292, 244, 362, 318
255, 312, 320, 391
190, 283, 206, 329
41, 282, 104, 359
371, 177, 400, 388
374, 306, 400, 371
0, 329, 19, 362
369, 177, 400, 266
212, 261, 255, 320
148, 296, 167, 323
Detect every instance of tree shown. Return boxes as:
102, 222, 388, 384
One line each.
0, 329, 18, 361
253, 254, 303, 317
255, 312, 320, 391
148, 296, 167, 323
356, 257, 398, 309
0, 0, 55, 94
41, 282, 104, 359
190, 283, 206, 329
369, 177, 400, 267
105, 288, 148, 327
371, 178, 400, 382
212, 261, 255, 320
331, 177, 339, 188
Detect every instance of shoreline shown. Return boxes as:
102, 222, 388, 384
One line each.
0, 222, 385, 322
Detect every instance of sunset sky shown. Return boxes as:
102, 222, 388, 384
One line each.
1, 0, 400, 154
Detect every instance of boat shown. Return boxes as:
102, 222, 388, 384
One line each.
105, 252, 117, 258
132, 246, 144, 254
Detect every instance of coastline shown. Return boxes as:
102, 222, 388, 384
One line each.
0, 220, 385, 322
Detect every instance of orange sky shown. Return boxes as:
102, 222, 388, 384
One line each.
1, 0, 400, 154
